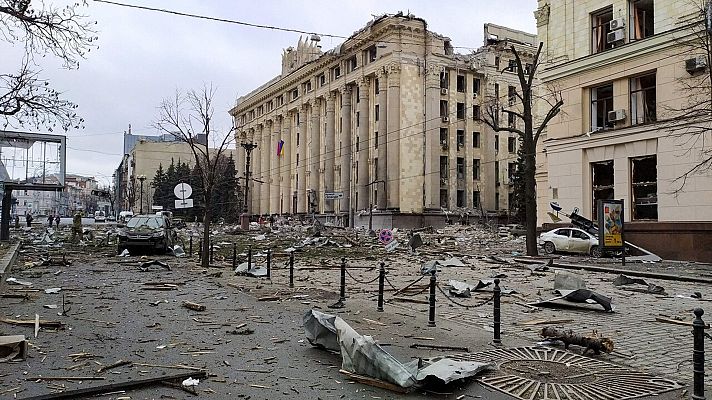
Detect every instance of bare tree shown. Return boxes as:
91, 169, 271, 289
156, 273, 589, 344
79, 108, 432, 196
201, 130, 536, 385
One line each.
482, 42, 564, 256
659, 0, 712, 192
155, 85, 235, 267
0, 0, 97, 131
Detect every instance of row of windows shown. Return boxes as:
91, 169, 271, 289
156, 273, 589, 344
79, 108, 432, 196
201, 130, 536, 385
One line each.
590, 155, 657, 221
439, 189, 481, 209
440, 72, 482, 95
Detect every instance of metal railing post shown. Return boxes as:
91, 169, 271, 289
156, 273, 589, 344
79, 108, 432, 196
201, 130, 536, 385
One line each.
289, 252, 295, 288
428, 270, 436, 327
339, 257, 346, 303
377, 262, 385, 312
693, 308, 706, 400
494, 278, 502, 345
266, 249, 271, 279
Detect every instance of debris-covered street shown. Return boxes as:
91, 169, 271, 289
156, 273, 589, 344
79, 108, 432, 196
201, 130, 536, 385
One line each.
1, 221, 709, 399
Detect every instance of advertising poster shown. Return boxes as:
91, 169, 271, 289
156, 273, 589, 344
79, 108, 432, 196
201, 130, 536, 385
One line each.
598, 199, 624, 249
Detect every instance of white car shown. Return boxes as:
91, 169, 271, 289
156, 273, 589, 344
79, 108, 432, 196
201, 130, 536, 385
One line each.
94, 211, 106, 222
538, 227, 602, 257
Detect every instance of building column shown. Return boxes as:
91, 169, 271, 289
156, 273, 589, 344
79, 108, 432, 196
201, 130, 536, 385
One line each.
271, 116, 282, 214
357, 77, 370, 211
339, 86, 353, 215
324, 93, 336, 213
251, 125, 262, 214
281, 112, 292, 214
297, 105, 307, 214
309, 100, 321, 213
386, 64, 401, 210
376, 71, 388, 210
260, 120, 271, 214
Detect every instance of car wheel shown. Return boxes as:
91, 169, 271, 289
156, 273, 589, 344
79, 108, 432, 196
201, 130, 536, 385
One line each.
591, 245, 602, 258
543, 241, 556, 254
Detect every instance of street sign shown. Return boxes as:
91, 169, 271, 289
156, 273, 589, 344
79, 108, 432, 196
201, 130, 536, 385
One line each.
378, 229, 394, 245
324, 192, 343, 200
175, 199, 194, 209
174, 183, 193, 200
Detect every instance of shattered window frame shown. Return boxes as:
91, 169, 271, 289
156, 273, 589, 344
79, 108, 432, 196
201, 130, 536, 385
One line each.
631, 155, 658, 220
630, 72, 657, 125
591, 160, 615, 220
591, 83, 614, 131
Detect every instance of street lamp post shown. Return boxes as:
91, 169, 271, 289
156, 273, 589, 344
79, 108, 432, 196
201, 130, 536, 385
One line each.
137, 175, 146, 214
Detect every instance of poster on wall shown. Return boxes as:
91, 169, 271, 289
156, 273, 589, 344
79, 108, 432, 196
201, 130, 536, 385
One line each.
597, 199, 624, 249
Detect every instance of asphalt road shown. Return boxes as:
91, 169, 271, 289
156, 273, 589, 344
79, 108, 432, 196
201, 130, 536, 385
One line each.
0, 251, 510, 400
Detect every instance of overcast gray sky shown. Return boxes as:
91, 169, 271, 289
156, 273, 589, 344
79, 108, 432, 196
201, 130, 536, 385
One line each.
1, 0, 537, 187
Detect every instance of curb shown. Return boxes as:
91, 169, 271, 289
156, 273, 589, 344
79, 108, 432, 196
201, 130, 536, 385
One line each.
0, 241, 22, 285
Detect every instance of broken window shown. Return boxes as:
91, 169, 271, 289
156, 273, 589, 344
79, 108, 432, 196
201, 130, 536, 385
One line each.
508, 59, 517, 72
630, 72, 656, 125
473, 78, 481, 96
456, 75, 466, 92
495, 161, 500, 185
440, 71, 449, 89
591, 83, 614, 131
508, 113, 516, 129
473, 105, 481, 120
591, 160, 614, 220
365, 46, 377, 63
508, 162, 517, 182
375, 104, 379, 122
346, 55, 358, 73
472, 158, 480, 180
440, 156, 449, 180
456, 190, 465, 207
494, 56, 500, 69
631, 155, 658, 220
472, 132, 481, 148
456, 157, 465, 179
630, 0, 654, 40
473, 191, 481, 209
457, 102, 465, 119
440, 189, 448, 208
440, 128, 448, 147
456, 129, 465, 149
508, 86, 517, 105
591, 6, 614, 54
440, 100, 449, 118
332, 65, 341, 80
508, 136, 516, 153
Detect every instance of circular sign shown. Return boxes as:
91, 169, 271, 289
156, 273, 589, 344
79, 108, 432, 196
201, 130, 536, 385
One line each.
174, 183, 193, 199
378, 229, 394, 245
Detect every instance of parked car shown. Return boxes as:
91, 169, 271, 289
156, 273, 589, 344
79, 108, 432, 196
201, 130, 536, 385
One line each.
538, 227, 602, 257
117, 215, 175, 254
118, 211, 134, 223
94, 210, 106, 222
107, 215, 116, 222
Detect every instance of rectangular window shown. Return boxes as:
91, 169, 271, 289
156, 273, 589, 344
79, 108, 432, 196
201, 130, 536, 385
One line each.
473, 158, 480, 180
508, 136, 516, 153
508, 113, 516, 129
630, 72, 656, 125
356, 111, 359, 127
630, 0, 654, 40
472, 132, 480, 148
276, 95, 284, 106
317, 73, 326, 87
296, 154, 300, 166
592, 6, 614, 54
440, 189, 448, 208
440, 156, 449, 180
591, 160, 614, 220
507, 59, 517, 72
332, 65, 341, 79
495, 161, 500, 185
494, 134, 499, 153
367, 46, 377, 63
440, 71, 449, 89
456, 190, 465, 207
456, 129, 465, 148
473, 191, 481, 209
456, 157, 465, 179
304, 80, 312, 92
456, 102, 465, 119
375, 104, 379, 122
291, 88, 299, 101
374, 157, 378, 179
508, 85, 517, 105
495, 56, 500, 69
473, 78, 481, 96
374, 132, 378, 149
631, 155, 658, 220
591, 83, 614, 131
356, 136, 359, 152
440, 100, 448, 118
456, 75, 466, 92
473, 105, 481, 120
296, 112, 300, 126
374, 78, 379, 94
347, 55, 357, 73
440, 128, 448, 147
508, 162, 517, 183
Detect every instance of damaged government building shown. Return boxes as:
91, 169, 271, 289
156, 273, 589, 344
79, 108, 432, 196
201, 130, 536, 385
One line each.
229, 13, 536, 228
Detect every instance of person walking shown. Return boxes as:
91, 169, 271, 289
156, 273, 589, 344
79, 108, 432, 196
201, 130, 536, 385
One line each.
25, 213, 33, 227
48, 215, 54, 228
55, 215, 61, 228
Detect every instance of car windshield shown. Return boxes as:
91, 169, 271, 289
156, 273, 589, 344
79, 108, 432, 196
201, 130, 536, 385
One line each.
126, 216, 163, 229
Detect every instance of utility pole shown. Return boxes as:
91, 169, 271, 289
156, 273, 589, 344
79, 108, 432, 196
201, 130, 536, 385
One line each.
240, 142, 258, 214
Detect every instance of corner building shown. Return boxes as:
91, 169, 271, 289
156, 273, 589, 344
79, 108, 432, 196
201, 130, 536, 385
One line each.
535, 1, 712, 261
230, 14, 535, 227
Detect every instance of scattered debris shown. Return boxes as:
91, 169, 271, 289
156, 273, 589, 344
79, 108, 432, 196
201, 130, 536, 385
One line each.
409, 343, 470, 352
553, 271, 586, 290
540, 327, 614, 355
97, 359, 132, 373
531, 289, 614, 312
0, 335, 27, 362
234, 262, 267, 277
182, 301, 206, 311
44, 288, 61, 294
613, 274, 667, 295
139, 260, 171, 271
6, 277, 32, 286
1, 317, 65, 329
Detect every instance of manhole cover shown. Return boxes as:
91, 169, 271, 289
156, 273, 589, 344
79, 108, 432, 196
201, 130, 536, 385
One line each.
446, 347, 683, 399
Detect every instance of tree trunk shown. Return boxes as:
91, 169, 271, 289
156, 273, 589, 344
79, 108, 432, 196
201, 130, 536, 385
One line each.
202, 205, 211, 268
524, 147, 538, 256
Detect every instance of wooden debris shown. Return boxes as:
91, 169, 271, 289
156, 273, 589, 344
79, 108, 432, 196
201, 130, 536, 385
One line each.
26, 376, 106, 381
97, 359, 132, 373
410, 343, 470, 352
182, 301, 206, 311
34, 314, 40, 338
362, 318, 386, 326
541, 327, 614, 355
655, 316, 710, 328
257, 296, 280, 302
519, 318, 574, 326
1, 317, 64, 329
339, 369, 408, 393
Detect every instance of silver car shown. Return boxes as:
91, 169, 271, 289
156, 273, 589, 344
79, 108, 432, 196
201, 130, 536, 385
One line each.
538, 227, 601, 257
